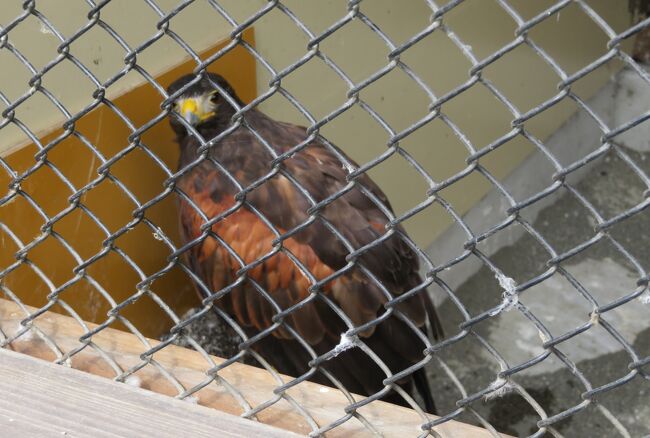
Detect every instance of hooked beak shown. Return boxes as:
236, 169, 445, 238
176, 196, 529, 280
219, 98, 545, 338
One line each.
179, 98, 202, 126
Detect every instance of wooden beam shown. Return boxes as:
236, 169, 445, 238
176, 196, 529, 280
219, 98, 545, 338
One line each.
0, 298, 504, 437
0, 347, 302, 438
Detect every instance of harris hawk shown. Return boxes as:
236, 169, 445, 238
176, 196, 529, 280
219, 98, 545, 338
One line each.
167, 72, 442, 412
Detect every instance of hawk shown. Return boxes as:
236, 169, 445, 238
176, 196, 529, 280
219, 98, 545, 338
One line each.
167, 72, 442, 411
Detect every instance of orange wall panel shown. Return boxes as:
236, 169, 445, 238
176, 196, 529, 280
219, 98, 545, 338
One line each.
0, 29, 257, 338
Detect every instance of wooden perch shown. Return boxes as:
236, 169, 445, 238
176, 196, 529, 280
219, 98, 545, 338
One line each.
0, 298, 504, 437
0, 347, 300, 438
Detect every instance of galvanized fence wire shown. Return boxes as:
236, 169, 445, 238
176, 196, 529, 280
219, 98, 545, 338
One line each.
0, 0, 649, 436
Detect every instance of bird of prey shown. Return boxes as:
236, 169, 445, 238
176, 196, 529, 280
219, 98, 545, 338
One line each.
167, 72, 442, 412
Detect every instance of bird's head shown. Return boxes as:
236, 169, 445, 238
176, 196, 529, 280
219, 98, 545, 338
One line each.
167, 72, 240, 137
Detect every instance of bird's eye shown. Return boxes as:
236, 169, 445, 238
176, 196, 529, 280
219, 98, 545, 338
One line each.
209, 91, 219, 103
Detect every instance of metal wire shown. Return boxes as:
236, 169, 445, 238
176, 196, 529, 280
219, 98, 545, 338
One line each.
1, 0, 649, 436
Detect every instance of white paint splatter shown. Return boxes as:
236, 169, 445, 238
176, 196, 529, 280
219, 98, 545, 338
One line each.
318, 386, 330, 393
152, 228, 164, 241
332, 331, 356, 357
484, 377, 512, 401
183, 395, 199, 404
641, 292, 650, 305
495, 273, 518, 313
125, 375, 142, 387
39, 23, 53, 35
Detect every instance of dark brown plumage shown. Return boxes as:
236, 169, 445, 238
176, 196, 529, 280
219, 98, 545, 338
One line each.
167, 72, 442, 411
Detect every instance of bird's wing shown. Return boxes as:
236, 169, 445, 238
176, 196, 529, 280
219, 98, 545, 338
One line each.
177, 115, 441, 354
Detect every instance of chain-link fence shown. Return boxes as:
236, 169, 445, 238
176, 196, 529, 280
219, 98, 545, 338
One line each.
1, 0, 649, 436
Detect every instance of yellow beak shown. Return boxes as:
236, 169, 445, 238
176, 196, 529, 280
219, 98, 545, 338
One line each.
178, 97, 216, 126
179, 98, 201, 126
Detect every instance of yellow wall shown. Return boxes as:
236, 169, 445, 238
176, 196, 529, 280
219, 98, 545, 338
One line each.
249, 0, 631, 245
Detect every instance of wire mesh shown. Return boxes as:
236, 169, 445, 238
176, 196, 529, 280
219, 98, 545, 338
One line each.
1, 0, 649, 437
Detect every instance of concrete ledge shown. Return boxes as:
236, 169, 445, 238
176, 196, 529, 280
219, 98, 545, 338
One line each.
426, 66, 649, 294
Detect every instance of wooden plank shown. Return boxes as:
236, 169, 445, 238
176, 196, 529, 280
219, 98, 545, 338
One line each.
0, 348, 301, 438
0, 298, 505, 437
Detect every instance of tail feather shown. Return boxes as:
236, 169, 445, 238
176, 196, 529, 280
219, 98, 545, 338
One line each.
413, 367, 436, 413
240, 292, 443, 414
424, 291, 444, 341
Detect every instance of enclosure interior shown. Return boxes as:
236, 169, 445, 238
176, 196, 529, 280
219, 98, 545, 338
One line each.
0, 1, 649, 437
